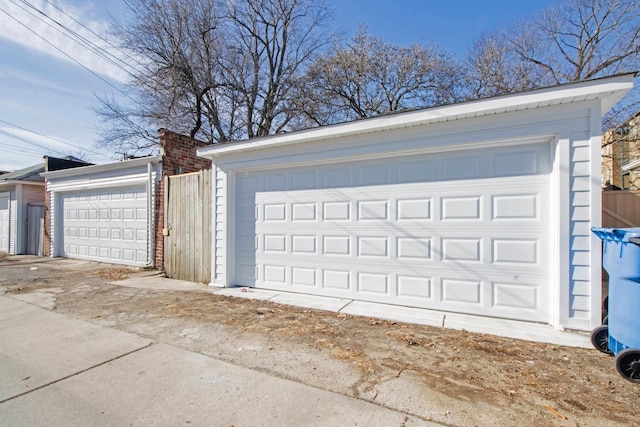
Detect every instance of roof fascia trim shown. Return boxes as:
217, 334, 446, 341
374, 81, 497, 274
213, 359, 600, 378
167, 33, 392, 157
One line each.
41, 156, 162, 179
198, 73, 635, 159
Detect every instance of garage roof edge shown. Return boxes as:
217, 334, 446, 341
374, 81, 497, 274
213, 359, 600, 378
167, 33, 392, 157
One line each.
197, 73, 635, 159
0, 180, 45, 188
41, 156, 162, 179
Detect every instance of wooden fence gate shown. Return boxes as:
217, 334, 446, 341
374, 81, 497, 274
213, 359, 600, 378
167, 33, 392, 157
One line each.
26, 204, 46, 256
602, 190, 640, 228
164, 170, 211, 283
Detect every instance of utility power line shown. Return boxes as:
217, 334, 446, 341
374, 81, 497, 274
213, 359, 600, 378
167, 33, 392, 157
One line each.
11, 0, 140, 78
0, 119, 112, 160
40, 0, 147, 71
0, 140, 48, 156
0, 129, 66, 156
2, 0, 162, 118
0, 5, 140, 106
1, 0, 162, 155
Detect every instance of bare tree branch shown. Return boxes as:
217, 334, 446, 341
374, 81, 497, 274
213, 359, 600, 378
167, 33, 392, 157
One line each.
301, 25, 465, 124
95, 0, 332, 153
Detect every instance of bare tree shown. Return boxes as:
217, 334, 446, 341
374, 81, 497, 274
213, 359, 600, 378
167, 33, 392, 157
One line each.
300, 26, 465, 124
224, 0, 332, 138
528, 0, 640, 134
465, 33, 549, 98
514, 0, 640, 84
466, 0, 640, 139
467, 0, 639, 95
94, 93, 159, 155
95, 0, 331, 154
94, 0, 226, 152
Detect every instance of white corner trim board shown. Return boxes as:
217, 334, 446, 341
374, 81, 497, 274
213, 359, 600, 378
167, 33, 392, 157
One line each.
198, 74, 634, 341
0, 191, 10, 253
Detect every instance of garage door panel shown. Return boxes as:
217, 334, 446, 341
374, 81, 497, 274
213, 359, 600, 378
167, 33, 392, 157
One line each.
257, 235, 548, 265
396, 275, 433, 299
492, 238, 539, 265
256, 231, 547, 267
251, 258, 548, 321
492, 281, 540, 311
492, 149, 541, 177
292, 267, 317, 287
441, 277, 481, 304
236, 142, 551, 322
323, 167, 352, 187
253, 187, 548, 225
442, 155, 482, 180
322, 269, 351, 290
397, 236, 432, 260
60, 186, 149, 266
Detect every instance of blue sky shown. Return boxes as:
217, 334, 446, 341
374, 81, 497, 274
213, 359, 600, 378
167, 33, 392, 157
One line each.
0, 0, 561, 171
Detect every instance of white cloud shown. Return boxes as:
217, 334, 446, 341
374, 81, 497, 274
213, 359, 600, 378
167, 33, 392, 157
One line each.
0, 66, 92, 98
0, 0, 131, 83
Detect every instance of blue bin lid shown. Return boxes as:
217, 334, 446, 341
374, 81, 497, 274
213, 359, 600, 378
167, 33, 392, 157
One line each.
592, 227, 640, 243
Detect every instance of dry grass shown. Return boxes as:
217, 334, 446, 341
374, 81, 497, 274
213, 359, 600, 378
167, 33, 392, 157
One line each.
329, 347, 377, 373
93, 268, 136, 281
0, 252, 9, 259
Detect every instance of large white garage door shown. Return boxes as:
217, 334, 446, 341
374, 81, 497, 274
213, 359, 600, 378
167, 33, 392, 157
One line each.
235, 142, 552, 322
0, 195, 9, 253
61, 186, 149, 266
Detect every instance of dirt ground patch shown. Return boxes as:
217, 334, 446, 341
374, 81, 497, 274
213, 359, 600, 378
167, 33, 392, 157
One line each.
1, 256, 638, 426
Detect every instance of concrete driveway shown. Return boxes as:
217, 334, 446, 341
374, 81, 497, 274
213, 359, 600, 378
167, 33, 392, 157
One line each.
0, 295, 437, 426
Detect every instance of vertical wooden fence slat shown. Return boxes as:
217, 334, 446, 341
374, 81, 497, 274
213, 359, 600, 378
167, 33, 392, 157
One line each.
164, 170, 212, 283
164, 175, 172, 278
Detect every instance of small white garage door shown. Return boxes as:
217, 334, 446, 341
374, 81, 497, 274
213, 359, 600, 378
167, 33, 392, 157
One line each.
61, 186, 149, 266
0, 195, 9, 253
235, 142, 552, 322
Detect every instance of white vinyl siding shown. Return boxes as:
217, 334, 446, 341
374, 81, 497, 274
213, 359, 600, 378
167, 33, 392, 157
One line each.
8, 195, 16, 254
213, 166, 226, 284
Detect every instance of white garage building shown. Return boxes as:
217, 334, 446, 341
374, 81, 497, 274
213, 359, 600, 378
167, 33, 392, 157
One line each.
198, 74, 634, 334
43, 157, 161, 267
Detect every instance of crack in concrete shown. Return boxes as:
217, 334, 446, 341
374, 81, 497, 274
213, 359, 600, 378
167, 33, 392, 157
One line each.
0, 342, 154, 405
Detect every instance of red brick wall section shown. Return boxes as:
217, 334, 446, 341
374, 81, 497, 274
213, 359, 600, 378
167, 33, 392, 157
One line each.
154, 129, 211, 270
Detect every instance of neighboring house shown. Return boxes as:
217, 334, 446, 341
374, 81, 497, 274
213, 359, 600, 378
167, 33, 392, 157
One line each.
601, 110, 640, 190
197, 73, 634, 337
42, 129, 209, 267
0, 156, 89, 255
0, 164, 45, 255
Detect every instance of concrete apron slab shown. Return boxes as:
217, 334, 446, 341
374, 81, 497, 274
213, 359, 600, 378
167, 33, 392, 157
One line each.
343, 301, 591, 348
0, 342, 436, 427
216, 287, 352, 311
112, 274, 213, 293
214, 287, 591, 348
0, 296, 152, 402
